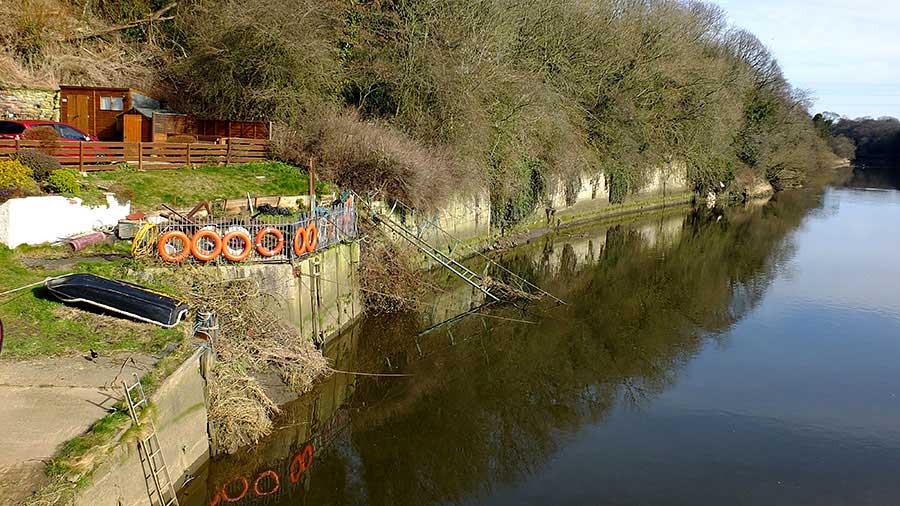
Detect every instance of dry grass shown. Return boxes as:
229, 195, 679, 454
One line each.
357, 231, 429, 314
175, 269, 329, 454
0, 0, 163, 89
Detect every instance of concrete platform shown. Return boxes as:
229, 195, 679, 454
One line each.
0, 352, 157, 506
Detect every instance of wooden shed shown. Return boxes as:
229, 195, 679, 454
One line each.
59, 86, 162, 141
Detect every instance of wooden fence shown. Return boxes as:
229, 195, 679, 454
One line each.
0, 138, 269, 171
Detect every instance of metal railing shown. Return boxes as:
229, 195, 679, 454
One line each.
158, 199, 357, 264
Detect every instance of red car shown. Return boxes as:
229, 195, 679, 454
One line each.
0, 120, 99, 142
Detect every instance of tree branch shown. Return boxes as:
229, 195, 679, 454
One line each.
65, 2, 177, 42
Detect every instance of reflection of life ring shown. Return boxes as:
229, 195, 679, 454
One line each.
304, 223, 318, 253
253, 470, 280, 496
289, 453, 303, 483
220, 476, 248, 502
209, 492, 221, 506
191, 229, 223, 262
301, 443, 314, 470
255, 227, 284, 257
292, 226, 308, 257
289, 443, 315, 483
222, 230, 253, 262
158, 230, 190, 263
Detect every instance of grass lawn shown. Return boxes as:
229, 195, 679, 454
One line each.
0, 244, 183, 359
80, 161, 316, 210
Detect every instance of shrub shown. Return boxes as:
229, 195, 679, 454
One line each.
47, 169, 80, 195
270, 114, 479, 211
0, 158, 35, 190
14, 148, 61, 181
167, 134, 198, 143
22, 125, 60, 154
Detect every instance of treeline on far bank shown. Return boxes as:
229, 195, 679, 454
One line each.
4, 0, 841, 227
814, 113, 900, 163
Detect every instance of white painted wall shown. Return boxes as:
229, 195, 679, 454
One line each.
0, 194, 130, 248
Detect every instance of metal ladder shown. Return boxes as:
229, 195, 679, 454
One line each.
123, 374, 180, 506
373, 212, 500, 302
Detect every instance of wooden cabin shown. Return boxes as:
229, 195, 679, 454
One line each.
59, 85, 271, 142
59, 86, 161, 141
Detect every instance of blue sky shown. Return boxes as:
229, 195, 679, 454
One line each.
711, 0, 900, 119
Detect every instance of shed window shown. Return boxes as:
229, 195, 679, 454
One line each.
100, 96, 124, 111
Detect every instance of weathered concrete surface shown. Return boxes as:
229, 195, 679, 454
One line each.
216, 241, 363, 343
0, 352, 157, 506
536, 164, 691, 227
72, 348, 211, 506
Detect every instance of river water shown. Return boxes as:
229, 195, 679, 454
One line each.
181, 166, 900, 506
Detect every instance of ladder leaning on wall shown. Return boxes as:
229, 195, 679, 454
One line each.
122, 373, 180, 506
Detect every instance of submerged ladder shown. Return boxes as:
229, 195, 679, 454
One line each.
123, 374, 180, 506
373, 212, 501, 302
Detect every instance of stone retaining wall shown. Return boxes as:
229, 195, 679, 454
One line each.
0, 87, 59, 121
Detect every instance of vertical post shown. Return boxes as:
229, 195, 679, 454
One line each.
186, 143, 191, 168
79, 141, 84, 172
14, 138, 20, 156
225, 140, 231, 167
138, 141, 143, 170
308, 158, 316, 214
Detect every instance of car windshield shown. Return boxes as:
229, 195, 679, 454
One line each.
55, 124, 86, 140
0, 122, 26, 134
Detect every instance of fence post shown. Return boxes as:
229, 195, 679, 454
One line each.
79, 142, 84, 172
14, 138, 20, 156
138, 142, 143, 170
225, 139, 231, 167
186, 143, 192, 167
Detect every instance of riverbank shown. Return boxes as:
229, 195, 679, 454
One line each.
175, 169, 893, 506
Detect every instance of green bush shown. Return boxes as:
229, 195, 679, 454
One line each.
47, 169, 81, 195
0, 159, 39, 203
14, 149, 62, 182
0, 159, 34, 189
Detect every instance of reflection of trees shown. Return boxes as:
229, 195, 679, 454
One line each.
206, 192, 827, 506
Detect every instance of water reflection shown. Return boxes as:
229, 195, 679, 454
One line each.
182, 168, 900, 506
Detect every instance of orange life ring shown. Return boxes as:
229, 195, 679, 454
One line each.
304, 223, 318, 253
253, 470, 280, 497
292, 226, 308, 257
222, 231, 253, 262
255, 227, 284, 257
220, 476, 248, 502
191, 229, 223, 262
158, 230, 191, 263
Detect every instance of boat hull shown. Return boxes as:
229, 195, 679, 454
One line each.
45, 274, 188, 328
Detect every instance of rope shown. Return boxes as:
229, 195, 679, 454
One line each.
328, 367, 413, 378
131, 222, 159, 258
0, 278, 51, 297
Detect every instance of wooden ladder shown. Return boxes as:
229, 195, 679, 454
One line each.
123, 374, 180, 506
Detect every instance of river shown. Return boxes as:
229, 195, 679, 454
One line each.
180, 165, 900, 506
